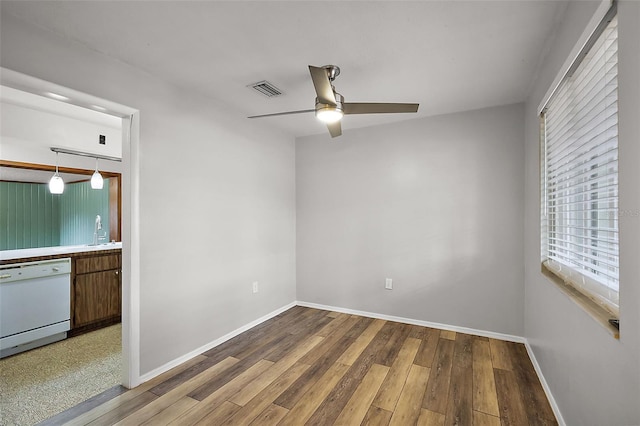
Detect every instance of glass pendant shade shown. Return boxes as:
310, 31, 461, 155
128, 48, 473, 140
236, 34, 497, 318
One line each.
49, 174, 64, 194
91, 158, 104, 189
91, 170, 104, 189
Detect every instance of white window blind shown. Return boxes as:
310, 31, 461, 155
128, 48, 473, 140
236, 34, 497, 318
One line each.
542, 14, 619, 316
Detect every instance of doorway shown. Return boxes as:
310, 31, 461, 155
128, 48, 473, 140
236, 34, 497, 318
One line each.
0, 68, 140, 420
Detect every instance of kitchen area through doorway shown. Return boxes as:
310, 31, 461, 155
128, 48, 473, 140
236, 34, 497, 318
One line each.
0, 83, 126, 424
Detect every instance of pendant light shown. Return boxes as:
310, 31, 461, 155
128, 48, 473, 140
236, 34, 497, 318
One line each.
91, 157, 103, 189
49, 152, 64, 194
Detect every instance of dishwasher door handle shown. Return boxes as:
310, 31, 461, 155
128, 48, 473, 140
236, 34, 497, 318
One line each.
0, 274, 11, 280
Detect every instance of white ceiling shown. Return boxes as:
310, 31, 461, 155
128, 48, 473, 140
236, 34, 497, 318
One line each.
1, 85, 122, 128
1, 1, 567, 138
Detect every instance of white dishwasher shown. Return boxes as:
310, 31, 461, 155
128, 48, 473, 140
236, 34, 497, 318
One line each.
0, 258, 71, 358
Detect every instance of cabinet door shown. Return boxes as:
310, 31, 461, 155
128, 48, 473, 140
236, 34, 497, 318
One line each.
74, 270, 121, 327
112, 269, 122, 316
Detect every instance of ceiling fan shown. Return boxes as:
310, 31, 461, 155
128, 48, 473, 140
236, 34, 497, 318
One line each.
248, 65, 419, 138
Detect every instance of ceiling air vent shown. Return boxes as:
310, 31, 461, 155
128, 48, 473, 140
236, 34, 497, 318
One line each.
248, 80, 283, 98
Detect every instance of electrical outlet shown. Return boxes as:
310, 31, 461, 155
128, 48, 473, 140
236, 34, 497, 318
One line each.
385, 278, 393, 290
252, 281, 259, 293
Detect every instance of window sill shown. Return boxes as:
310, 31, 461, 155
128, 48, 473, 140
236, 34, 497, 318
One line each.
541, 263, 620, 339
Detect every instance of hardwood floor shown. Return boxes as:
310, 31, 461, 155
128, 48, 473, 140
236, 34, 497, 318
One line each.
40, 306, 557, 425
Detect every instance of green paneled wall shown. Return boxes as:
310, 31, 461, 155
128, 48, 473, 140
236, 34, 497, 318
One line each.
0, 181, 61, 250
60, 179, 110, 246
0, 179, 110, 250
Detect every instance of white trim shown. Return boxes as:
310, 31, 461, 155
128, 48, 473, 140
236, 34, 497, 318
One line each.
295, 301, 525, 343
137, 301, 296, 384
122, 112, 141, 388
525, 341, 566, 426
537, 0, 612, 114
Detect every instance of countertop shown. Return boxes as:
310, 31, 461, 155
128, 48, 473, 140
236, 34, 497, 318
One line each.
0, 242, 122, 263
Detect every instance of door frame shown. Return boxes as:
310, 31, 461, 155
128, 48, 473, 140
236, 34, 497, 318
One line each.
1, 68, 142, 388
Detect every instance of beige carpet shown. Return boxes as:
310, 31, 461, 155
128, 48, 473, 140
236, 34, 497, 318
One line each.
0, 324, 121, 426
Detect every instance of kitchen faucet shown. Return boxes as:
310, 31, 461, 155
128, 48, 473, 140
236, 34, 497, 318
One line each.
92, 215, 106, 245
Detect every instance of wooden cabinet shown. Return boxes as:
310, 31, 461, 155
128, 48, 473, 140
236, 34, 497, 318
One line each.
72, 252, 121, 332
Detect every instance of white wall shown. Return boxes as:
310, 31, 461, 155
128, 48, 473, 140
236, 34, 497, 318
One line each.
3, 5, 637, 422
524, 1, 640, 425
297, 104, 525, 336
0, 12, 296, 375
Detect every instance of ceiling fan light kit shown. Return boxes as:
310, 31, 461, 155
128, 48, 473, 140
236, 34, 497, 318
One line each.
315, 92, 344, 123
248, 64, 419, 138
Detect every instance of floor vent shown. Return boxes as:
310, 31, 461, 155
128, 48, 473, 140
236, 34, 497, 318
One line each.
248, 80, 283, 98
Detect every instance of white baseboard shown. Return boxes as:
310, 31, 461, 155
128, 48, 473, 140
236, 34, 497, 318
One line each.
297, 300, 563, 425
135, 299, 562, 426
296, 300, 525, 343
525, 341, 566, 426
138, 301, 296, 384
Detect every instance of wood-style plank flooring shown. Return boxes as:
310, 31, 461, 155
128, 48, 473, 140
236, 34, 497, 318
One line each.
40, 306, 557, 425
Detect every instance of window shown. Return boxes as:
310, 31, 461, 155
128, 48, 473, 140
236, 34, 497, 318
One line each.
541, 12, 619, 318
